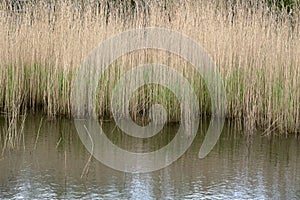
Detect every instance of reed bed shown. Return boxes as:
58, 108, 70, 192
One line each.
0, 0, 299, 136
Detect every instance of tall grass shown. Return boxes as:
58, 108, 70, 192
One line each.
0, 0, 299, 135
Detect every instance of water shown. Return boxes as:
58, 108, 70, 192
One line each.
0, 115, 299, 199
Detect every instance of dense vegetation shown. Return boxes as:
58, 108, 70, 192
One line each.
0, 0, 299, 149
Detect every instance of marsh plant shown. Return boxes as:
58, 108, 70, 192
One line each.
0, 0, 299, 137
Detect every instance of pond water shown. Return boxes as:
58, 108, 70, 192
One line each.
0, 115, 299, 199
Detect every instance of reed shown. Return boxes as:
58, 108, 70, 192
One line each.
0, 0, 299, 135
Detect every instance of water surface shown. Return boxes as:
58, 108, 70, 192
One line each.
0, 115, 299, 199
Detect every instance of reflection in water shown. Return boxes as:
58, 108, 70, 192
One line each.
0, 115, 299, 199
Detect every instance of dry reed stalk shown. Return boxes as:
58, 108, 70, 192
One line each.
81, 124, 94, 179
33, 116, 43, 150
1, 100, 27, 153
